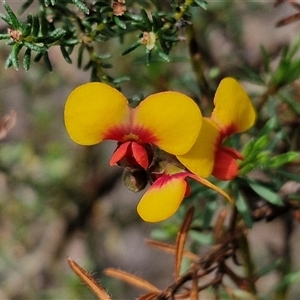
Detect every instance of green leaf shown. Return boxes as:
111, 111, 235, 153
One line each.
63, 39, 79, 46
93, 53, 112, 60
11, 43, 23, 70
114, 16, 127, 30
151, 12, 162, 32
43, 52, 52, 71
280, 92, 300, 114
277, 170, 300, 182
21, 24, 32, 38
100, 62, 113, 68
240, 65, 265, 85
260, 45, 270, 73
248, 180, 284, 206
60, 45, 72, 64
23, 41, 47, 53
239, 162, 256, 176
31, 14, 40, 37
241, 139, 255, 158
127, 13, 143, 22
160, 34, 179, 42
122, 41, 141, 55
23, 48, 31, 71
35, 29, 66, 44
72, 0, 89, 14
0, 13, 13, 26
268, 152, 299, 168
193, 0, 208, 10
236, 191, 253, 228
34, 52, 43, 62
146, 48, 151, 65
259, 117, 278, 136
140, 8, 152, 32
18, 0, 34, 15
77, 44, 84, 68
273, 271, 300, 294
5, 53, 13, 69
40, 11, 48, 36
44, 0, 56, 6
157, 50, 170, 62
233, 183, 253, 228
99, 5, 113, 14
3, 2, 20, 29
0, 34, 10, 40
253, 135, 269, 150
83, 60, 93, 71
113, 75, 130, 84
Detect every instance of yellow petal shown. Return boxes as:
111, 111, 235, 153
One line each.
211, 78, 256, 134
177, 118, 220, 178
137, 174, 187, 222
134, 92, 202, 155
64, 82, 129, 145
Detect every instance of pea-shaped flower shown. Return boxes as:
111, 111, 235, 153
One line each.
177, 77, 256, 180
64, 82, 202, 170
137, 162, 231, 222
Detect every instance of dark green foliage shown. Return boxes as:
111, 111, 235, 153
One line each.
0, 0, 206, 81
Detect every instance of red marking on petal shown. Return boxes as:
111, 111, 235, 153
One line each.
109, 141, 131, 166
104, 124, 131, 141
104, 123, 159, 144
151, 172, 188, 190
131, 142, 149, 169
130, 124, 159, 144
219, 123, 238, 139
212, 146, 239, 180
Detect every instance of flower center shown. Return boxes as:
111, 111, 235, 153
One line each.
123, 132, 140, 142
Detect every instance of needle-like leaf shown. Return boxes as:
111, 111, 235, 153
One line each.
175, 206, 194, 279
67, 257, 112, 300
104, 268, 161, 293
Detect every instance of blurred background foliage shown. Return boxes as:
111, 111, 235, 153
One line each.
0, 0, 300, 299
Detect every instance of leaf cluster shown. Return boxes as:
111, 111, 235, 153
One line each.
0, 0, 207, 83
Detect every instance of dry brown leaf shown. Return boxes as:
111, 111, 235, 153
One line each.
213, 208, 227, 241
276, 12, 300, 27
175, 206, 194, 279
67, 257, 112, 300
146, 239, 199, 261
0, 110, 16, 140
190, 270, 199, 300
291, 1, 300, 10
104, 268, 161, 293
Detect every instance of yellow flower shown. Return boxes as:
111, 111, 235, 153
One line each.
177, 77, 256, 180
64, 82, 202, 169
64, 82, 235, 223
